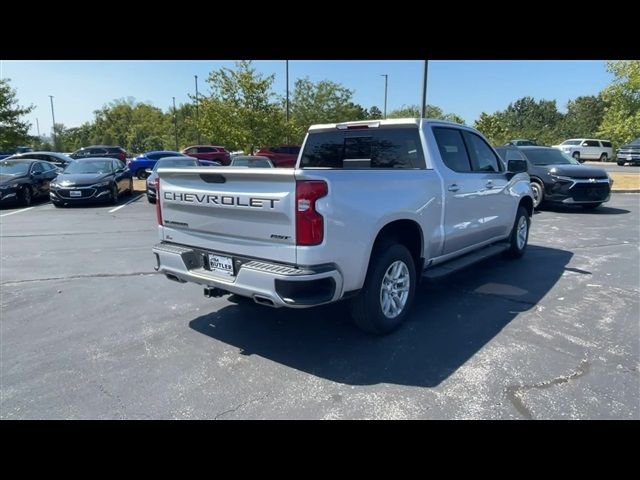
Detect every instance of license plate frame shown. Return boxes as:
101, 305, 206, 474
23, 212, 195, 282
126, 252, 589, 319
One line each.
206, 253, 235, 277
69, 190, 82, 197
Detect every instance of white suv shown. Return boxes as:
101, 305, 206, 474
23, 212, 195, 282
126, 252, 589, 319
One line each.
552, 138, 613, 163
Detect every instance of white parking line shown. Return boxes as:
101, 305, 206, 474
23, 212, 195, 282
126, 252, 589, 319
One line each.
108, 194, 144, 213
0, 206, 36, 217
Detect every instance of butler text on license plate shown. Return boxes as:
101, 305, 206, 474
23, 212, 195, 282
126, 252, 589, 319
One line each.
208, 254, 234, 276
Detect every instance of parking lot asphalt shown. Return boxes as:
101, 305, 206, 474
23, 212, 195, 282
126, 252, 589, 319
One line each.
1, 194, 638, 419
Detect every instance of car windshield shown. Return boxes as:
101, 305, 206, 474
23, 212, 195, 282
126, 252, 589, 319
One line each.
64, 160, 113, 174
524, 149, 578, 166
0, 160, 30, 175
561, 140, 581, 145
153, 158, 198, 171
231, 157, 272, 167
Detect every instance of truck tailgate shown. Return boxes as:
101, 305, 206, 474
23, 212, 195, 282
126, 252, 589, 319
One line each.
157, 167, 297, 264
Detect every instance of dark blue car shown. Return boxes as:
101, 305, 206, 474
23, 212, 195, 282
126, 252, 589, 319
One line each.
127, 151, 186, 179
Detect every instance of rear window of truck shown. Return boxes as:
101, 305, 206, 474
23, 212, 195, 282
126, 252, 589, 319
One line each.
300, 128, 425, 169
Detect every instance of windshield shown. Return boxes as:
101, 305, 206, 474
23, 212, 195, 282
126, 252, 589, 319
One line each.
630, 138, 640, 145
561, 140, 581, 145
524, 149, 579, 166
0, 160, 31, 175
231, 157, 272, 167
153, 158, 198, 171
64, 160, 113, 174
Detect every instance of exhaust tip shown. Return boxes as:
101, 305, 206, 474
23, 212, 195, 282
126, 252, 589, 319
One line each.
165, 273, 186, 283
253, 295, 276, 307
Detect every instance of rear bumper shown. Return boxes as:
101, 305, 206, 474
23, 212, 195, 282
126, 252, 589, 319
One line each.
152, 242, 343, 308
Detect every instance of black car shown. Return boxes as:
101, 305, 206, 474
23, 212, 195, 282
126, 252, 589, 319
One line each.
49, 158, 134, 207
4, 151, 74, 170
70, 145, 128, 163
504, 139, 538, 147
616, 138, 640, 166
495, 146, 612, 210
0, 159, 60, 206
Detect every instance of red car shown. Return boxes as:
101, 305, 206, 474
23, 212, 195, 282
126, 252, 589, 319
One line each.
253, 145, 301, 168
182, 145, 231, 165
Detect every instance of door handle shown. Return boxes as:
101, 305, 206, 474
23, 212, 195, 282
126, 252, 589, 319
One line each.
485, 180, 494, 189
448, 184, 460, 192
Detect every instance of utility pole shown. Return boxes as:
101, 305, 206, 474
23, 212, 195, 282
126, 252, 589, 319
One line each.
381, 74, 388, 119
286, 60, 290, 144
172, 96, 179, 151
194, 75, 201, 144
36, 118, 40, 137
420, 60, 428, 118
49, 95, 57, 151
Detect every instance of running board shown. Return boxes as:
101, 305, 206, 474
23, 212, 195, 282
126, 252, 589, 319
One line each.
422, 243, 509, 280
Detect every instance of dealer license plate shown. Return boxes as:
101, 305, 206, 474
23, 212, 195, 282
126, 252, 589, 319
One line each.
207, 253, 234, 276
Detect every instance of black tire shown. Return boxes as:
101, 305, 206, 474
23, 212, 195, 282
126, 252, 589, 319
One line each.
126, 178, 133, 195
52, 201, 64, 208
136, 169, 147, 180
617, 161, 625, 166
110, 184, 119, 205
581, 203, 602, 210
530, 181, 544, 209
19, 185, 32, 206
147, 195, 156, 204
503, 206, 530, 259
572, 152, 581, 162
599, 153, 608, 162
349, 243, 417, 335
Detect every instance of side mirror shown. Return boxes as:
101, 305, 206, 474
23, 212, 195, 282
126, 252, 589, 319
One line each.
507, 159, 528, 173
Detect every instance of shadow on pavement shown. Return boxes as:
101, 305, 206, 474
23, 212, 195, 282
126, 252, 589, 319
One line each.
189, 245, 572, 387
540, 204, 630, 215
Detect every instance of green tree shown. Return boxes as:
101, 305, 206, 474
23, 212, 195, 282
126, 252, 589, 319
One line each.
598, 60, 640, 146
474, 111, 510, 145
288, 77, 369, 142
560, 95, 607, 139
0, 78, 34, 150
368, 106, 383, 119
387, 104, 465, 124
502, 96, 564, 145
200, 60, 284, 152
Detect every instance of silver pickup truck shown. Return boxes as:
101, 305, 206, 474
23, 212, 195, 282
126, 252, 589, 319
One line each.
152, 119, 534, 334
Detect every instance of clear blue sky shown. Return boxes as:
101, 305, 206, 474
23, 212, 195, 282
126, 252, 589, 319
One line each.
0, 60, 612, 136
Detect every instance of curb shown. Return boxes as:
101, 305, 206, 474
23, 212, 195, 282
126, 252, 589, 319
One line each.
612, 189, 640, 193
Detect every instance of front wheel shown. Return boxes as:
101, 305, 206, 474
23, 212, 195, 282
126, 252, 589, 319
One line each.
19, 186, 32, 206
617, 161, 625, 166
572, 152, 581, 162
136, 169, 147, 180
126, 178, 133, 195
581, 203, 602, 210
530, 181, 544, 208
599, 153, 608, 162
503, 206, 530, 259
349, 243, 416, 335
110, 184, 119, 205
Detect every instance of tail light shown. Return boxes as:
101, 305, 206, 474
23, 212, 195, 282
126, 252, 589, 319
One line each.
155, 177, 162, 225
118, 152, 126, 161
296, 180, 328, 246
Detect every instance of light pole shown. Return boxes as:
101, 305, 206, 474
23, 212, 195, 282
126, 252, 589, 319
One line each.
286, 60, 290, 144
381, 74, 388, 119
36, 117, 40, 137
49, 95, 57, 151
172, 96, 179, 151
420, 60, 428, 118
194, 75, 201, 145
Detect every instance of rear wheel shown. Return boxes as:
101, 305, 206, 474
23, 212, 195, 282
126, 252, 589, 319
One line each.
581, 203, 602, 210
530, 181, 544, 208
349, 243, 416, 335
503, 206, 530, 259
599, 153, 608, 162
19, 185, 32, 206
147, 195, 155, 204
572, 152, 581, 162
136, 168, 147, 180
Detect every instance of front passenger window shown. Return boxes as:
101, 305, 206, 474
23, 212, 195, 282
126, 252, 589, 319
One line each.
463, 131, 501, 172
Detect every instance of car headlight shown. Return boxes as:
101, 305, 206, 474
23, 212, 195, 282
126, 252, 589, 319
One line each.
92, 181, 110, 187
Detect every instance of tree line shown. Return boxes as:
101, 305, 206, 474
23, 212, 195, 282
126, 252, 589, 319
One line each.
1, 60, 638, 154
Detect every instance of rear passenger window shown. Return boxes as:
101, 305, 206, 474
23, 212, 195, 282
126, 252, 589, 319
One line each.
601, 141, 612, 148
300, 128, 425, 169
31, 162, 44, 173
462, 131, 502, 172
432, 127, 471, 172
584, 140, 600, 147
